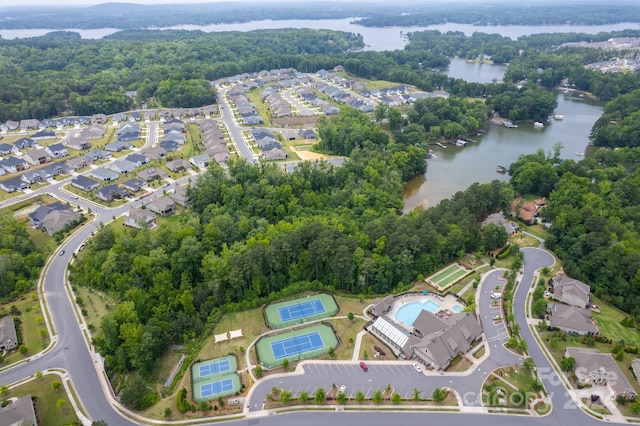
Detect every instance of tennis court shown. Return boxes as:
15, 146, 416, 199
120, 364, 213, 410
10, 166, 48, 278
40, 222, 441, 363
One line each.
198, 358, 231, 377
271, 331, 324, 360
256, 323, 338, 368
278, 299, 325, 322
264, 293, 339, 329
200, 378, 234, 398
191, 355, 241, 402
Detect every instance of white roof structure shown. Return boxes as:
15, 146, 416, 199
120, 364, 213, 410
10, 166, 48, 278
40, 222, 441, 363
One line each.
214, 332, 229, 343
372, 316, 409, 348
229, 329, 243, 339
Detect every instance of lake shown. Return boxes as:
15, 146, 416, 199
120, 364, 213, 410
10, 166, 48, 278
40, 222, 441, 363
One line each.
402, 92, 605, 212
443, 58, 506, 83
2, 19, 639, 51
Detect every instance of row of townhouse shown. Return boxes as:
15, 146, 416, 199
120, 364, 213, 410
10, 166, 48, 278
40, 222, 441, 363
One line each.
200, 119, 230, 164
313, 81, 374, 113
251, 128, 288, 161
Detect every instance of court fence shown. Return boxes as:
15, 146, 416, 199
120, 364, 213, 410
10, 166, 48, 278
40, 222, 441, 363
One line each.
263, 293, 339, 329
255, 324, 338, 369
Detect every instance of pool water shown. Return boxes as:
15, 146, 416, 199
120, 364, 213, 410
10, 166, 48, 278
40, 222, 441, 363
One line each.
452, 304, 463, 313
396, 299, 441, 327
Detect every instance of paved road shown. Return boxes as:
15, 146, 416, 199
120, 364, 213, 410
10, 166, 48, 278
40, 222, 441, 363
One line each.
217, 86, 256, 164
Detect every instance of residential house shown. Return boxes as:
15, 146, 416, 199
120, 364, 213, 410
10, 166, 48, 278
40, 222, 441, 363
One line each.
43, 163, 67, 177
279, 129, 299, 140
547, 302, 598, 335
166, 159, 191, 172
40, 209, 81, 235
4, 120, 19, 131
84, 148, 111, 162
112, 113, 126, 123
32, 129, 56, 140
105, 140, 133, 152
565, 347, 637, 400
159, 140, 180, 152
66, 137, 91, 151
96, 184, 129, 202
109, 159, 137, 174
551, 276, 591, 308
148, 197, 175, 217
298, 129, 317, 139
20, 119, 40, 130
13, 137, 36, 150
263, 148, 288, 161
124, 207, 156, 229
66, 156, 90, 170
28, 201, 70, 228
170, 186, 189, 207
117, 123, 140, 141
130, 111, 142, 121
71, 175, 100, 191
0, 317, 18, 352
482, 212, 518, 235
162, 131, 186, 145
140, 146, 166, 160
510, 199, 540, 225
0, 156, 30, 173
91, 113, 108, 124
91, 167, 119, 182
241, 114, 263, 125
213, 152, 231, 164
122, 178, 145, 192
23, 148, 51, 166
0, 177, 29, 192
45, 143, 69, 159
21, 169, 51, 184
0, 394, 37, 426
0, 143, 17, 155
138, 167, 168, 182
80, 125, 107, 140
189, 154, 211, 169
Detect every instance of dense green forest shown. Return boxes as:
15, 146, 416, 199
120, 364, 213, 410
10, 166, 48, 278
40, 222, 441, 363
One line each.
0, 213, 45, 299
1, 2, 639, 30
70, 108, 512, 381
590, 89, 640, 147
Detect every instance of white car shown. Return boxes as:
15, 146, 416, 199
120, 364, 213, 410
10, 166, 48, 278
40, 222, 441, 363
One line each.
491, 293, 502, 299
339, 385, 346, 394
412, 363, 422, 373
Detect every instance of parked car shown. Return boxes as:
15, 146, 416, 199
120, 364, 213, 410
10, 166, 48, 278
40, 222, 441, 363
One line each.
339, 385, 346, 394
59, 250, 65, 256
412, 363, 422, 373
359, 361, 368, 372
491, 293, 502, 299
493, 315, 501, 321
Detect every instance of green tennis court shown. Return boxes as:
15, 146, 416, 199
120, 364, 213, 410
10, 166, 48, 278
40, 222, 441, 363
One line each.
256, 324, 338, 369
437, 268, 469, 287
264, 293, 338, 329
191, 355, 240, 402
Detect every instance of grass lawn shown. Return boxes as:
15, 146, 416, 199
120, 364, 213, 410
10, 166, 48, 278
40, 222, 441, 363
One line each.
363, 79, 408, 91
525, 224, 550, 240
1, 292, 50, 364
246, 88, 272, 127
483, 366, 540, 408
73, 286, 116, 338
447, 356, 473, 373
320, 318, 365, 360
358, 333, 395, 361
334, 294, 373, 317
196, 306, 267, 371
438, 268, 468, 287
5, 374, 79, 425
430, 265, 460, 282
591, 295, 640, 347
473, 346, 486, 358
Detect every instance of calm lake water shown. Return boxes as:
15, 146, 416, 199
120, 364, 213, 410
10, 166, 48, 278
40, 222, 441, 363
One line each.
443, 58, 506, 83
403, 92, 605, 212
2, 19, 638, 51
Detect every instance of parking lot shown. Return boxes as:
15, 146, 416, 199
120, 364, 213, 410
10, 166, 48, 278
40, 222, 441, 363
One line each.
292, 363, 425, 398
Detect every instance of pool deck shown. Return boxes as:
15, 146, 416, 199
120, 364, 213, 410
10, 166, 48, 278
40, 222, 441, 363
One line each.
387, 293, 463, 330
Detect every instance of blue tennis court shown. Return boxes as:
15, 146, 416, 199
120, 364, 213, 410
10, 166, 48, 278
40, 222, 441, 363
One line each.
271, 331, 325, 360
200, 378, 234, 398
198, 359, 231, 377
278, 299, 326, 322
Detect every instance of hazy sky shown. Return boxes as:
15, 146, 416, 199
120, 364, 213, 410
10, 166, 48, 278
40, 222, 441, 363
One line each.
0, 0, 335, 5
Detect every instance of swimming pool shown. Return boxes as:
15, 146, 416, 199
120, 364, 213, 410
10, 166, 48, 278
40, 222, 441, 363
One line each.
396, 299, 441, 327
452, 304, 463, 313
